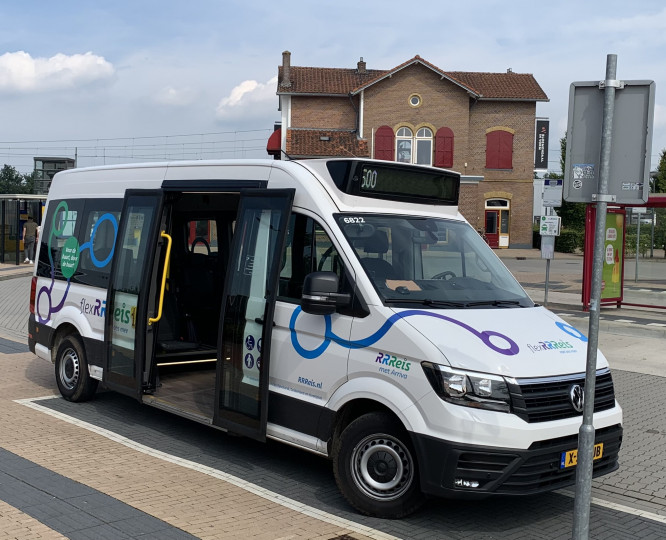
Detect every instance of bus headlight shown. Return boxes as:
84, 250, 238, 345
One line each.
421, 362, 511, 412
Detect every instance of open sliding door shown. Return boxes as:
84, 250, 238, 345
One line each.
213, 189, 294, 441
105, 190, 164, 398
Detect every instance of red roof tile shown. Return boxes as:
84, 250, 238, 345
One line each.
278, 55, 548, 102
445, 71, 548, 101
278, 66, 386, 94
286, 129, 369, 158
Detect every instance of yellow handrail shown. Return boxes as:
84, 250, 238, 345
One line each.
148, 231, 172, 326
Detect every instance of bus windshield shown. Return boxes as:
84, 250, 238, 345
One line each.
337, 214, 534, 308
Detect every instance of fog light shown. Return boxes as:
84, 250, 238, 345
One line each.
454, 478, 480, 488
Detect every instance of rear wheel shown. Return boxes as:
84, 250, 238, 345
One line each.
332, 412, 425, 518
55, 335, 98, 402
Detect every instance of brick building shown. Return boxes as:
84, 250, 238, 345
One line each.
268, 52, 548, 248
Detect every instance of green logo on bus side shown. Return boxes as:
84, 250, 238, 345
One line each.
60, 236, 80, 279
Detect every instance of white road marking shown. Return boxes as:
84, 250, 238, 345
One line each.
559, 491, 666, 525
15, 396, 400, 540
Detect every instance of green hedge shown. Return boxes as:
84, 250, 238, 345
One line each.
532, 229, 584, 253
555, 229, 584, 253
624, 233, 653, 257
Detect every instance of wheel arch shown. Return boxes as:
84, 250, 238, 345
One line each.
326, 378, 429, 453
50, 322, 81, 363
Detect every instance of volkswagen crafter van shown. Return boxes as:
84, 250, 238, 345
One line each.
28, 158, 622, 518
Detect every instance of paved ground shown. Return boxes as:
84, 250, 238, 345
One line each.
1, 252, 666, 539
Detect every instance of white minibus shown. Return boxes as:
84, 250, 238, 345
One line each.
28, 158, 622, 518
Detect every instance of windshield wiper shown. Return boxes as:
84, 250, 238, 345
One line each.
464, 300, 525, 308
384, 298, 470, 308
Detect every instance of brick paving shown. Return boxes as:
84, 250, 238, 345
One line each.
0, 351, 379, 539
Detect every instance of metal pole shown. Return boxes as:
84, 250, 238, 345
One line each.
650, 210, 655, 258
572, 53, 618, 540
635, 217, 641, 282
544, 259, 550, 306
0, 200, 5, 264
15, 200, 21, 265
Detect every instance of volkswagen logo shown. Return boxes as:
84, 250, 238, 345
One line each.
569, 384, 585, 413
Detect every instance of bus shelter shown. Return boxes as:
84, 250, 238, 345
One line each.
0, 194, 46, 265
582, 194, 666, 310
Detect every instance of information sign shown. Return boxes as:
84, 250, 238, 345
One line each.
539, 215, 561, 236
543, 178, 563, 207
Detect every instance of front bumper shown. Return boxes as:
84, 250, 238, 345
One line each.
411, 424, 622, 499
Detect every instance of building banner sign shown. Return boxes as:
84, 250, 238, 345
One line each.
534, 119, 549, 170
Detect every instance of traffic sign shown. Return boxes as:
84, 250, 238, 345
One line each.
563, 80, 655, 204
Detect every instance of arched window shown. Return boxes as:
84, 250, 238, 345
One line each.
394, 127, 433, 165
415, 127, 433, 166
396, 127, 413, 163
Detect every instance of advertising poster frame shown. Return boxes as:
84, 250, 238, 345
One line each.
582, 205, 626, 310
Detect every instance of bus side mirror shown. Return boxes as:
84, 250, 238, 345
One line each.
301, 271, 351, 315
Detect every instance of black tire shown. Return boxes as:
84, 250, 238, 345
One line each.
55, 335, 98, 402
332, 412, 425, 518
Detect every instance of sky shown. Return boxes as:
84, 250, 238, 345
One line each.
0, 1, 665, 174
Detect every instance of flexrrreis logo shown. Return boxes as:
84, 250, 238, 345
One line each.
527, 339, 575, 353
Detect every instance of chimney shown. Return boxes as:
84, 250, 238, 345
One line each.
281, 50, 292, 87
507, 68, 513, 73
357, 57, 366, 74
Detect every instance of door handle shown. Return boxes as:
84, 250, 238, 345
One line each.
148, 231, 172, 326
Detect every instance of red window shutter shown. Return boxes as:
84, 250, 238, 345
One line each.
434, 127, 454, 168
486, 130, 513, 169
374, 126, 395, 160
486, 131, 500, 169
498, 131, 513, 169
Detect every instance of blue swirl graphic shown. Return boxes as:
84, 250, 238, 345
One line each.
289, 307, 520, 359
555, 321, 588, 342
78, 213, 119, 267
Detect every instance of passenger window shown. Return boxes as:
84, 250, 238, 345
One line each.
278, 214, 346, 302
78, 204, 122, 286
187, 219, 218, 254
314, 223, 343, 276
36, 199, 83, 281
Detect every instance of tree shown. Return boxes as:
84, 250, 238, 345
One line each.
0, 165, 35, 194
653, 149, 666, 194
548, 135, 586, 230
652, 149, 666, 254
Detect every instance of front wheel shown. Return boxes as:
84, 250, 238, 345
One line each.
332, 412, 425, 518
55, 335, 98, 402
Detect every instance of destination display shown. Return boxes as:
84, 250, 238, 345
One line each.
359, 164, 458, 202
326, 160, 460, 205
356, 163, 459, 204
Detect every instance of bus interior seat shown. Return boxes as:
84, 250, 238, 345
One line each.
180, 250, 222, 346
359, 230, 396, 281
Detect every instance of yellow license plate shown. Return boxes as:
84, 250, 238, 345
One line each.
560, 443, 604, 469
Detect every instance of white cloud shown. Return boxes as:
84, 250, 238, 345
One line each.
215, 76, 278, 118
0, 51, 114, 93
154, 85, 197, 106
